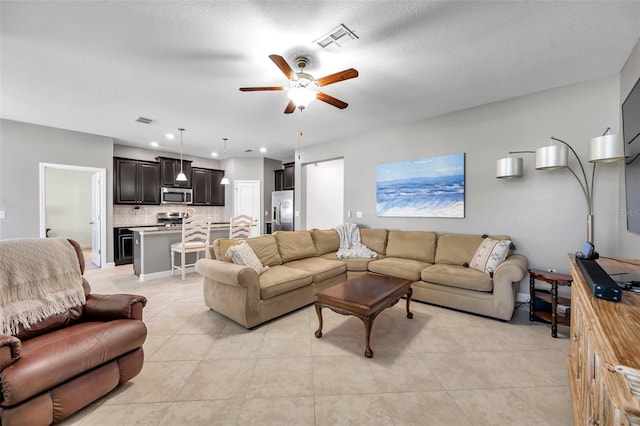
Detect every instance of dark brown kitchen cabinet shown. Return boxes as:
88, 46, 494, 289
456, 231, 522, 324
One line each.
114, 158, 160, 205
274, 169, 284, 191
156, 156, 192, 188
283, 162, 294, 190
192, 167, 225, 206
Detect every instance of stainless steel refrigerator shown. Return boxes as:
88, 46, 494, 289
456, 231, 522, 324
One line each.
271, 190, 294, 231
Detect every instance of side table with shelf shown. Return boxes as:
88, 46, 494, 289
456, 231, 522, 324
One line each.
529, 268, 573, 337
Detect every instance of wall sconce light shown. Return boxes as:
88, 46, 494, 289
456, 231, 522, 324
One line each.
496, 128, 624, 243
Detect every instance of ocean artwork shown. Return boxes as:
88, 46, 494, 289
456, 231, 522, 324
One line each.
376, 153, 465, 218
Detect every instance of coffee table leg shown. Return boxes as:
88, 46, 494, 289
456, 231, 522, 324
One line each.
406, 287, 413, 319
314, 302, 323, 338
363, 316, 374, 358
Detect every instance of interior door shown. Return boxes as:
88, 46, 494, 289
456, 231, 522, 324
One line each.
234, 180, 261, 237
91, 172, 101, 267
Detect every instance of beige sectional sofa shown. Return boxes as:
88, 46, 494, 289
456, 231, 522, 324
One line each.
195, 228, 528, 328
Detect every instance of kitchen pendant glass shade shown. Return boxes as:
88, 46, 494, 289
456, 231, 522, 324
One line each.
496, 157, 523, 178
176, 171, 187, 182
176, 128, 188, 182
287, 88, 316, 108
589, 134, 624, 162
220, 175, 230, 185
536, 145, 568, 169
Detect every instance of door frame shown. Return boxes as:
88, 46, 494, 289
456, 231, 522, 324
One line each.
39, 163, 107, 268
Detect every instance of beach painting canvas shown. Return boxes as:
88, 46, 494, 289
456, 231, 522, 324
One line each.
376, 152, 465, 218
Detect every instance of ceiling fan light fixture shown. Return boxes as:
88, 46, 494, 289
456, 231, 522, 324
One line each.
287, 87, 316, 109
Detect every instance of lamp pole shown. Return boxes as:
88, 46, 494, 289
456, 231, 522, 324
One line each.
549, 137, 595, 243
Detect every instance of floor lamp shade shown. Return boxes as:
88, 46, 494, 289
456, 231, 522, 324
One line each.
589, 134, 624, 162
536, 145, 568, 169
496, 157, 523, 178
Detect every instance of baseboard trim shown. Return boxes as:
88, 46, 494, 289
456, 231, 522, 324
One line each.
516, 292, 530, 303
139, 266, 197, 281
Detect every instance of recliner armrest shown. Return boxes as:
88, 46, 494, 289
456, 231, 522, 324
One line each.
83, 294, 147, 321
0, 335, 22, 369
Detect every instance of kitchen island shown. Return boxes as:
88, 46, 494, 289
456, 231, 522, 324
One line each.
130, 223, 229, 281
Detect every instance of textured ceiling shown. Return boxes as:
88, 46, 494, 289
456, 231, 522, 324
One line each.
2, 1, 640, 161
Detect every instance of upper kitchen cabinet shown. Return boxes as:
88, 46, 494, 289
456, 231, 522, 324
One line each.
114, 158, 160, 205
156, 156, 192, 188
192, 167, 225, 206
283, 162, 294, 190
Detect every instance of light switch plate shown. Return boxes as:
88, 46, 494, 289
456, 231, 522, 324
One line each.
0, 211, 5, 219
356, 211, 363, 218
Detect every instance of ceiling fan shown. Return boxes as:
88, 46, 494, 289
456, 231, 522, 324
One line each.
239, 54, 358, 113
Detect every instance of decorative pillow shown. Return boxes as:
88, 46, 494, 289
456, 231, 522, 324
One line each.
225, 241, 269, 274
469, 238, 512, 275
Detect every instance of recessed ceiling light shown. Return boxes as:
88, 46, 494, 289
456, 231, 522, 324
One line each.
211, 152, 218, 157
165, 133, 175, 140
150, 141, 159, 147
260, 147, 267, 153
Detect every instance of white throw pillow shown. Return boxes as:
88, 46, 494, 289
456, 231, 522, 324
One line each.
469, 238, 512, 275
225, 241, 268, 275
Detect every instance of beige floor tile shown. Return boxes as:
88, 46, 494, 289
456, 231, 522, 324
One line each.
312, 332, 365, 356
158, 399, 243, 426
75, 402, 171, 426
404, 326, 466, 354
314, 394, 394, 426
260, 330, 312, 357
203, 329, 266, 360
368, 353, 445, 392
246, 357, 313, 398
147, 333, 217, 361
104, 361, 199, 404
175, 307, 228, 335
514, 386, 574, 425
450, 387, 571, 426
143, 335, 171, 360
382, 391, 473, 425
176, 358, 257, 400
313, 355, 379, 395
236, 396, 315, 426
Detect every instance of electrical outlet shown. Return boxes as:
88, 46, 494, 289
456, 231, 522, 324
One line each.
356, 211, 363, 218
547, 268, 556, 273
0, 211, 5, 219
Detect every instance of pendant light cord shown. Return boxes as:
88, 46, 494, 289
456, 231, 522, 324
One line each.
178, 128, 185, 174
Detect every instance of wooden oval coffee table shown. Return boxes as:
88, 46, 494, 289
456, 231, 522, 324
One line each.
314, 273, 413, 358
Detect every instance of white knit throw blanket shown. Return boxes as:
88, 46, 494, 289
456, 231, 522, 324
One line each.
0, 238, 85, 335
335, 223, 378, 259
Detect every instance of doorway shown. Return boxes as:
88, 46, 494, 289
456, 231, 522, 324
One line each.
304, 158, 344, 229
234, 180, 261, 237
39, 163, 107, 268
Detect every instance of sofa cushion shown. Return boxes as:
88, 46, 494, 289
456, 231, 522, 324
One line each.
274, 231, 317, 262
212, 238, 241, 262
311, 229, 340, 256
385, 231, 436, 263
226, 241, 268, 274
434, 233, 484, 266
320, 252, 380, 271
2, 320, 147, 406
259, 265, 313, 300
246, 235, 283, 266
421, 264, 493, 292
284, 257, 346, 282
469, 238, 512, 275
368, 257, 431, 281
360, 228, 388, 255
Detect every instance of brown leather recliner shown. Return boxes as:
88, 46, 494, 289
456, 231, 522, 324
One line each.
0, 239, 147, 425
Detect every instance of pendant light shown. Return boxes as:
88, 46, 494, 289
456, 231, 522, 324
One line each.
176, 128, 188, 182
220, 137, 230, 185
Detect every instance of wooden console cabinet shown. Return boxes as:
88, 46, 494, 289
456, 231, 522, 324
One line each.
567, 255, 640, 425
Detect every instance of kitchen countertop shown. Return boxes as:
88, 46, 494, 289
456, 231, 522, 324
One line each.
128, 222, 230, 233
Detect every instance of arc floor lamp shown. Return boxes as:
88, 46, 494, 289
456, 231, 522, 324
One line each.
496, 128, 625, 243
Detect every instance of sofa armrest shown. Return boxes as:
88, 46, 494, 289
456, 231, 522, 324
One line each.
492, 254, 528, 320
83, 294, 147, 321
0, 335, 22, 369
195, 258, 260, 289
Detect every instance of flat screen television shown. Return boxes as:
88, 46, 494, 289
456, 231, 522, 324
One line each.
622, 76, 640, 234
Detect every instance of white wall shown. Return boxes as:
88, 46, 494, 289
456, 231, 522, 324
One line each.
619, 38, 640, 259
297, 76, 622, 287
45, 168, 92, 246
304, 158, 344, 229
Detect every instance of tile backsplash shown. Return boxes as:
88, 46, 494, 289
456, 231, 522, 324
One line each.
113, 205, 224, 227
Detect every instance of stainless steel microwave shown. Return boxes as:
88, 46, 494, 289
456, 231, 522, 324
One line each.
160, 187, 192, 205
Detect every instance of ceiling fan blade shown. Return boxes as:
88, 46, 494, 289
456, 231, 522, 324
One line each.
269, 54, 295, 80
239, 86, 285, 92
316, 68, 359, 87
317, 92, 349, 109
284, 100, 296, 114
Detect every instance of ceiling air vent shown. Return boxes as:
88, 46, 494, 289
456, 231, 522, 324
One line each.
243, 149, 253, 153
135, 116, 153, 124
314, 23, 359, 49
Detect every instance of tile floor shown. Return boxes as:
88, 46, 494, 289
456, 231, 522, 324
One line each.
60, 265, 573, 425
